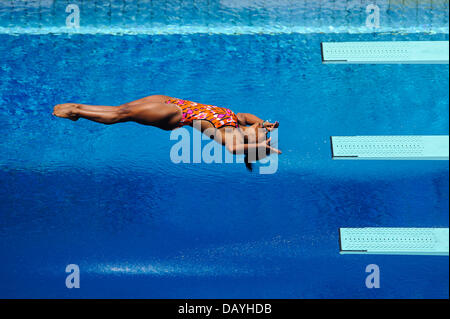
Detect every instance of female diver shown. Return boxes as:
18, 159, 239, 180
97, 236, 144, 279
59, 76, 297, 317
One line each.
53, 95, 281, 170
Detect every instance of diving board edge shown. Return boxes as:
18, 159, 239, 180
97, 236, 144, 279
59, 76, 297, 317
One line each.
330, 135, 450, 160
321, 41, 450, 64
323, 60, 449, 65
339, 228, 450, 256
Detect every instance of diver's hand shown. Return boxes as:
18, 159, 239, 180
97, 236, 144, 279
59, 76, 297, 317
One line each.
259, 138, 282, 154
263, 121, 279, 132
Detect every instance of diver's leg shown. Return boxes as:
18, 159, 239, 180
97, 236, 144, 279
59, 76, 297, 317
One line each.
123, 102, 182, 128
53, 102, 182, 129
68, 95, 172, 112
52, 95, 175, 121
125, 95, 172, 106
53, 103, 125, 123
61, 103, 120, 112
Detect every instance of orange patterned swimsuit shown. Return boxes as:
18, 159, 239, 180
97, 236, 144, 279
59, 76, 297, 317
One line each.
165, 97, 239, 129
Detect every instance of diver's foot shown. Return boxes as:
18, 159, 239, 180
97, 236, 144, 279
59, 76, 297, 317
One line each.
53, 103, 80, 121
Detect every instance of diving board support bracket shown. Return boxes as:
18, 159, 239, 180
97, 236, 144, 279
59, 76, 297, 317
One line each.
321, 41, 449, 64
330, 136, 449, 160
339, 228, 449, 256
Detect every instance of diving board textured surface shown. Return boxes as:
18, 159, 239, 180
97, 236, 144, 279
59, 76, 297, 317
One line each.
321, 41, 449, 64
339, 228, 449, 256
331, 136, 449, 160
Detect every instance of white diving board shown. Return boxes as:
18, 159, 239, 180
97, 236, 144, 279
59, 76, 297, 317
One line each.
330, 135, 449, 160
339, 228, 449, 256
321, 41, 449, 64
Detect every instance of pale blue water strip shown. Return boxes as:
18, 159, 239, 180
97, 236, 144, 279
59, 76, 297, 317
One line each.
0, 25, 449, 35
0, 0, 448, 34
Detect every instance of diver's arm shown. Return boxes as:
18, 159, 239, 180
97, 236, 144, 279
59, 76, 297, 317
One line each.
226, 142, 263, 155
226, 138, 282, 155
237, 113, 279, 131
236, 113, 264, 126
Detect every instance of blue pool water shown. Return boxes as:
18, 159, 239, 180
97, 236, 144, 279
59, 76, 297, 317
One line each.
0, 1, 449, 299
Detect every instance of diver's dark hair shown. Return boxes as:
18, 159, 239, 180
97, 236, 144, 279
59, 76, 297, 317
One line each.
244, 155, 253, 172
243, 134, 249, 144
